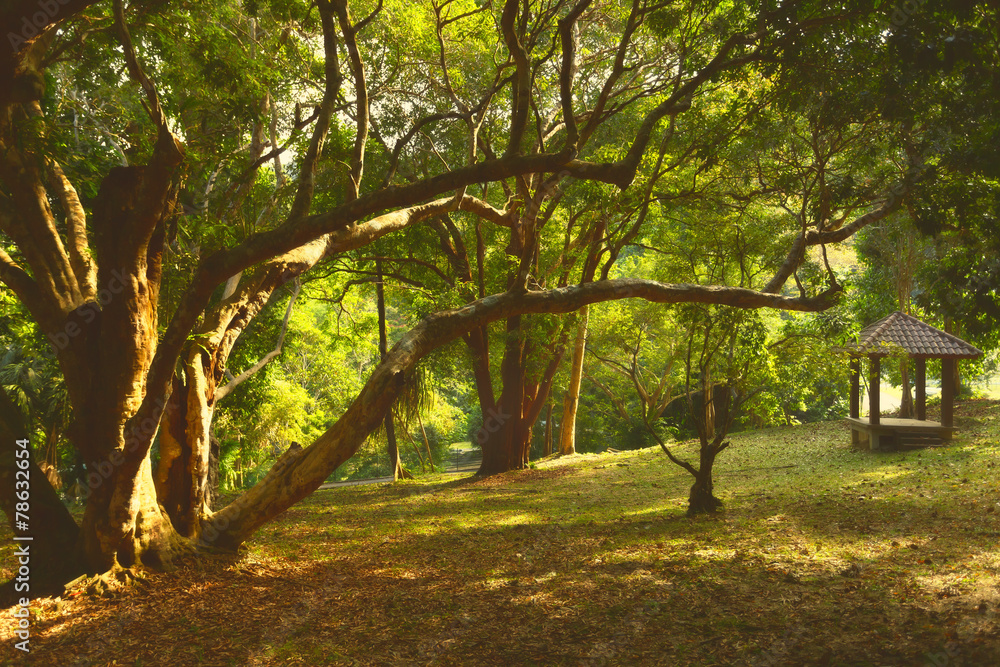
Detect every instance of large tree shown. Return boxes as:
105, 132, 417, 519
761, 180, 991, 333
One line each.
1, 0, 960, 595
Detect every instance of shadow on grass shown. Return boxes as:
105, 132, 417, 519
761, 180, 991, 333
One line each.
4, 402, 999, 665
6, 486, 999, 666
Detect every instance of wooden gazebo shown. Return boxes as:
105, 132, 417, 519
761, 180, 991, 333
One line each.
845, 312, 982, 451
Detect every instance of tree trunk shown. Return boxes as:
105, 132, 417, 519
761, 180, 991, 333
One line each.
208, 433, 221, 506
543, 402, 553, 456
520, 347, 565, 462
154, 351, 215, 537
559, 305, 589, 455
687, 437, 727, 516
417, 412, 436, 472
464, 326, 495, 419
687, 468, 722, 515
478, 316, 526, 475
59, 152, 191, 574
0, 388, 83, 601
702, 372, 716, 442
520, 381, 540, 466
376, 258, 406, 480
154, 247, 308, 537
475, 316, 565, 475
899, 358, 913, 419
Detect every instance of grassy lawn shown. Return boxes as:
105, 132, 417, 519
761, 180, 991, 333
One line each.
980, 381, 1000, 401
3, 400, 999, 665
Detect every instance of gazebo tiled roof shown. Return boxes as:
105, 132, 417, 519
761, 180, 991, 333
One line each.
855, 311, 982, 359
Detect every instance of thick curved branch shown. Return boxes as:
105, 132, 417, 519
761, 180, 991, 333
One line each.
208, 277, 839, 546
763, 186, 907, 294
458, 195, 511, 228
324, 196, 466, 256
0, 139, 84, 311
125, 188, 513, 478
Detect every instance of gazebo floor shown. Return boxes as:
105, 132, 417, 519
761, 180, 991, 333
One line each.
846, 417, 957, 451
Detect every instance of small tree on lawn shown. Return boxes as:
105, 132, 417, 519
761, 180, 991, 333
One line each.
654, 306, 767, 515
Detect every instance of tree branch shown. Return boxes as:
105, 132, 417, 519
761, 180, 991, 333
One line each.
557, 0, 592, 150
288, 2, 341, 221
112, 0, 176, 149
763, 185, 907, 294
0, 247, 59, 331
46, 158, 96, 297
501, 0, 531, 157
207, 277, 840, 546
215, 281, 301, 402
332, 0, 370, 201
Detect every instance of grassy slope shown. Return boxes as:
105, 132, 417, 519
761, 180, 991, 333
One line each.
2, 401, 1000, 666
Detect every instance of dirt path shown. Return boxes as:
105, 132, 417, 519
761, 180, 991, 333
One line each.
317, 446, 481, 489
444, 446, 481, 474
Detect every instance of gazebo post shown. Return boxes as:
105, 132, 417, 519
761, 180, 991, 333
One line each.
915, 357, 926, 421
869, 356, 880, 426
849, 358, 861, 445
849, 359, 860, 419
941, 357, 955, 428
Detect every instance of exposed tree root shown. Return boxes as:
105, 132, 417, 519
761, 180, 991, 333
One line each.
63, 566, 150, 599
687, 482, 724, 516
